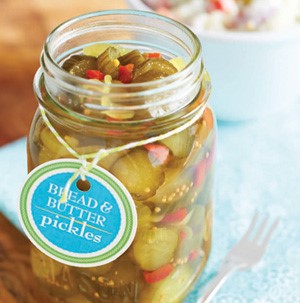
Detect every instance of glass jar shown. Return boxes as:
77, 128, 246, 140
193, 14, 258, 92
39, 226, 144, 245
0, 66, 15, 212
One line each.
26, 10, 216, 303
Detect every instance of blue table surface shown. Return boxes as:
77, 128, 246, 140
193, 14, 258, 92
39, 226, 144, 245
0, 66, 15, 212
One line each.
0, 102, 299, 302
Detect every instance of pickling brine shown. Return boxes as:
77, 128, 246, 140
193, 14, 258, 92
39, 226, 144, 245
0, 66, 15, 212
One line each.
24, 10, 216, 303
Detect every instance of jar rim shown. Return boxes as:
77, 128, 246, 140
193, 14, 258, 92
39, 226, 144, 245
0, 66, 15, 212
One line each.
42, 9, 202, 90
36, 9, 208, 126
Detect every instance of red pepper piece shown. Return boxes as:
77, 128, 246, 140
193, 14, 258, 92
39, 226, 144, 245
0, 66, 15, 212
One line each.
161, 208, 188, 223
86, 69, 105, 80
210, 0, 224, 11
144, 52, 162, 59
118, 64, 134, 83
143, 264, 173, 284
144, 143, 169, 165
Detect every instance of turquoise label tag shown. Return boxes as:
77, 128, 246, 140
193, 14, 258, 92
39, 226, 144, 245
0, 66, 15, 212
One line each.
19, 159, 137, 267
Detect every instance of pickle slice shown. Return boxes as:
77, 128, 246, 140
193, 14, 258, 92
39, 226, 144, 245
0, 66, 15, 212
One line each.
149, 165, 194, 204
185, 119, 213, 166
97, 46, 120, 79
62, 55, 97, 78
118, 50, 146, 67
132, 58, 177, 83
136, 204, 154, 230
139, 264, 193, 303
97, 150, 127, 171
39, 127, 78, 156
133, 226, 178, 271
38, 128, 78, 163
110, 148, 165, 200
160, 128, 195, 158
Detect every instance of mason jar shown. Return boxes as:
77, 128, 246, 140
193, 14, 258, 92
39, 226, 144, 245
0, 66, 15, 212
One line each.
23, 10, 216, 303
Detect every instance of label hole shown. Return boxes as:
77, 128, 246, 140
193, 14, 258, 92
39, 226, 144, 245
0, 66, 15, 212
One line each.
76, 179, 91, 192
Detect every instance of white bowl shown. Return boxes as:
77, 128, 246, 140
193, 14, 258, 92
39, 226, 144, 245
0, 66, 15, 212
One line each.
126, 0, 300, 121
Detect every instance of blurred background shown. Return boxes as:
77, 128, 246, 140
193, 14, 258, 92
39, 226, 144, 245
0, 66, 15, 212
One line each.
0, 0, 126, 145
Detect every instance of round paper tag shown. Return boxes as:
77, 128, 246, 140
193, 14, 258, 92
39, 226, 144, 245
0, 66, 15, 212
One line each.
19, 159, 137, 267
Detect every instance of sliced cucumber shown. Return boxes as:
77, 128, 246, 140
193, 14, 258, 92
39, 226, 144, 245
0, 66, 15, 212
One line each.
62, 55, 97, 78
96, 47, 120, 79
136, 204, 154, 230
133, 226, 178, 271
111, 148, 165, 200
132, 58, 177, 83
97, 150, 127, 171
118, 49, 146, 67
160, 128, 194, 158
39, 127, 78, 157
149, 165, 193, 204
